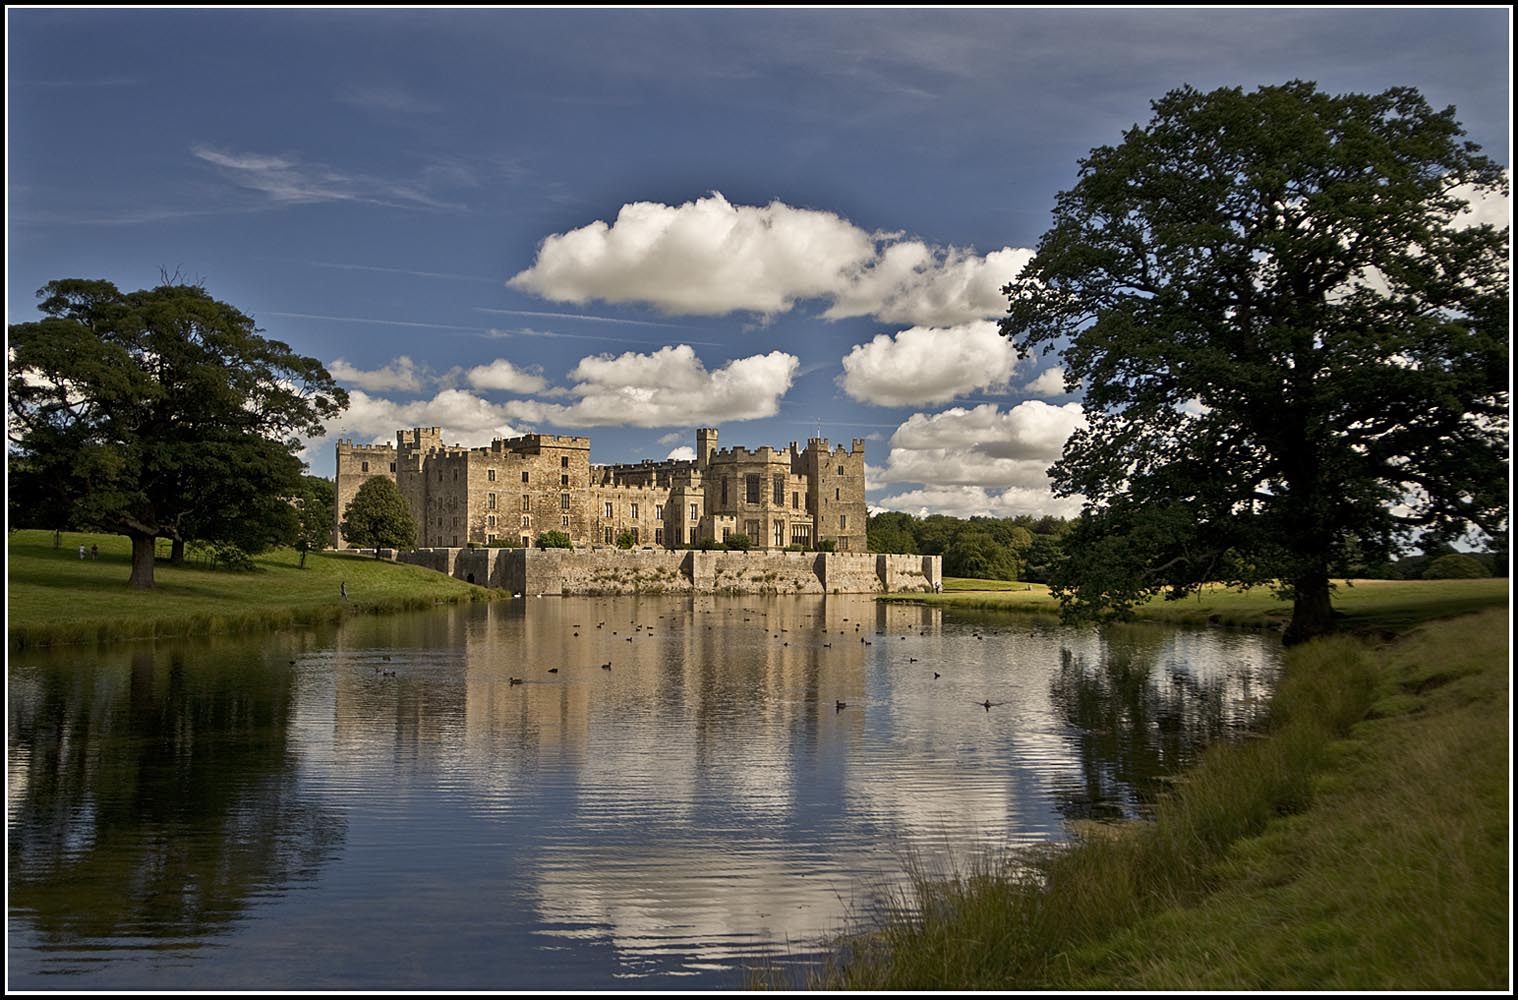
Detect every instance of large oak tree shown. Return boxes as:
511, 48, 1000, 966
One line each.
8, 279, 347, 588
1001, 82, 1509, 644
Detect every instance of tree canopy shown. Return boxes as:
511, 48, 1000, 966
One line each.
1001, 82, 1509, 644
8, 279, 348, 588
339, 477, 416, 556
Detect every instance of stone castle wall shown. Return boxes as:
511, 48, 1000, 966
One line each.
336, 426, 868, 554
393, 547, 941, 595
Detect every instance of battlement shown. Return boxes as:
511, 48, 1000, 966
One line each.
336, 439, 397, 453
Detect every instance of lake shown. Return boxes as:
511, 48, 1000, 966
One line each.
7, 595, 1280, 989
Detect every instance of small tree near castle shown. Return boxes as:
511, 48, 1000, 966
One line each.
341, 478, 417, 557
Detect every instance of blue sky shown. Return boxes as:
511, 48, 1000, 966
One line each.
7, 9, 1511, 517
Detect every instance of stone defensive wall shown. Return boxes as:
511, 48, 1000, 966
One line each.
392, 547, 941, 596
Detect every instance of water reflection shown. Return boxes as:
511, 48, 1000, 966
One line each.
8, 597, 1279, 988
1048, 623, 1280, 821
8, 644, 345, 978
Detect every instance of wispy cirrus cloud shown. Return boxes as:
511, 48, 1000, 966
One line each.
336, 84, 443, 115
192, 145, 463, 210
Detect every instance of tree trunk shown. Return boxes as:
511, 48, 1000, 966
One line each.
1283, 571, 1335, 646
53, 528, 62, 549
169, 538, 185, 564
299, 546, 308, 569
128, 533, 156, 589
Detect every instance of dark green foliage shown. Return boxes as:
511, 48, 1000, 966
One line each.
1422, 553, 1488, 579
725, 533, 753, 551
340, 478, 416, 555
868, 511, 1062, 580
615, 529, 637, 549
293, 476, 335, 568
1001, 82, 1509, 644
7, 278, 348, 589
942, 531, 1020, 581
536, 530, 572, 549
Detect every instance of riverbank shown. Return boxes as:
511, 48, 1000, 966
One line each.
7, 530, 500, 648
886, 577, 1509, 634
803, 605, 1510, 989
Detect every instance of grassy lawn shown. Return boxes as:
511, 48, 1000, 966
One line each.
891, 577, 1509, 635
809, 604, 1510, 990
7, 529, 498, 648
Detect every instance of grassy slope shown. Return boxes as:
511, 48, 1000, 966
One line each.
7, 529, 497, 647
814, 604, 1510, 990
895, 578, 1509, 634
1067, 611, 1510, 990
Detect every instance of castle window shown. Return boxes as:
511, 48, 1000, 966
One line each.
487, 534, 495, 544
523, 536, 530, 547
774, 522, 785, 547
522, 471, 530, 484
722, 527, 731, 542
837, 465, 844, 476
604, 502, 614, 518
773, 475, 784, 505
604, 527, 614, 544
791, 524, 811, 546
521, 514, 531, 528
631, 503, 639, 520
488, 515, 496, 527
561, 456, 569, 468
840, 514, 848, 529
453, 470, 458, 481
792, 492, 799, 509
674, 526, 684, 545
655, 504, 663, 519
487, 493, 496, 510
745, 519, 760, 539
522, 495, 531, 512
390, 462, 396, 473
361, 461, 369, 473
655, 526, 664, 545
560, 493, 570, 510
745, 475, 761, 504
628, 527, 638, 544
561, 515, 569, 527
488, 469, 496, 482
835, 488, 840, 501
561, 474, 569, 486
721, 479, 729, 505
438, 470, 444, 482
689, 504, 698, 521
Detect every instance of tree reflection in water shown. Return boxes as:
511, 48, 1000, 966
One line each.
1047, 625, 1260, 824
7, 645, 344, 963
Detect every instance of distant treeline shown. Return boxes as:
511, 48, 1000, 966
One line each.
867, 512, 1504, 583
867, 512, 1070, 582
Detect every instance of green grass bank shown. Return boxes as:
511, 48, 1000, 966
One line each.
802, 604, 1509, 990
896, 576, 1509, 635
7, 530, 500, 649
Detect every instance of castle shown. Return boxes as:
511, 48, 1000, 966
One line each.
335, 427, 868, 553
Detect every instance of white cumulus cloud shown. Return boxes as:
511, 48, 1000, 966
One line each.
329, 355, 428, 392
839, 320, 1017, 406
665, 446, 697, 461
508, 192, 876, 316
1023, 367, 1069, 397
825, 245, 1033, 327
509, 192, 1034, 324
503, 344, 798, 428
871, 485, 1084, 520
465, 358, 549, 394
867, 401, 1085, 518
334, 388, 526, 447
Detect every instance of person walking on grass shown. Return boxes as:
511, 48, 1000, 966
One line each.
341, 580, 348, 601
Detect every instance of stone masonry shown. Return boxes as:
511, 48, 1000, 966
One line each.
335, 427, 868, 553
